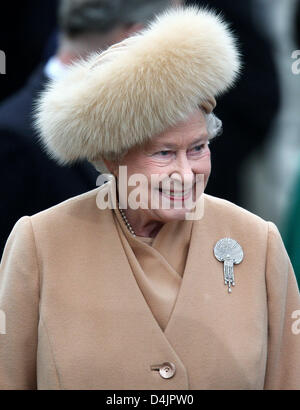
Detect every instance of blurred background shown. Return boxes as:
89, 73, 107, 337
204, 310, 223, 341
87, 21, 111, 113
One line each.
0, 0, 299, 284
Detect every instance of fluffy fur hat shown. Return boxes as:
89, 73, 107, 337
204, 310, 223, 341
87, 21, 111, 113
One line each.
35, 6, 241, 164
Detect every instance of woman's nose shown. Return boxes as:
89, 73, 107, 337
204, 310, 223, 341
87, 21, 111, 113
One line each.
171, 154, 194, 186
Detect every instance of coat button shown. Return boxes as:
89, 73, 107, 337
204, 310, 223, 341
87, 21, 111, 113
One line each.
159, 362, 176, 379
151, 362, 176, 379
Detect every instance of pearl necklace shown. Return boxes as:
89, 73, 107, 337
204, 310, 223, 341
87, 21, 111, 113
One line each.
118, 205, 136, 237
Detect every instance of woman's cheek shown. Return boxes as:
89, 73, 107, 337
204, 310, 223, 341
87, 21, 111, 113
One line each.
195, 151, 211, 171
195, 154, 211, 186
204, 159, 212, 186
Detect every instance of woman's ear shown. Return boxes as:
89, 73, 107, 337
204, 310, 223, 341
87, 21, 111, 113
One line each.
103, 159, 118, 176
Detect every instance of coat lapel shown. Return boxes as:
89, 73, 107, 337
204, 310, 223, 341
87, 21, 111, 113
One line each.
163, 194, 268, 389
89, 204, 189, 389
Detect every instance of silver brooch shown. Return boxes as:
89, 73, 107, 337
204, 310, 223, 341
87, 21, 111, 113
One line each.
214, 238, 244, 293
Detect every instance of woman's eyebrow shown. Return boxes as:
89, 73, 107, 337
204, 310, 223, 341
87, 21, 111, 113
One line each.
149, 135, 208, 151
188, 136, 208, 147
157, 136, 208, 149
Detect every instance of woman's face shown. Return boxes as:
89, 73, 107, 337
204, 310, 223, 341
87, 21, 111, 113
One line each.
108, 108, 211, 223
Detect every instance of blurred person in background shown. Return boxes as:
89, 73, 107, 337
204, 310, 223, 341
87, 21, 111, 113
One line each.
283, 163, 300, 288
0, 0, 58, 102
297, 0, 300, 44
242, 0, 300, 229
282, 0, 300, 287
185, 0, 280, 208
0, 0, 178, 258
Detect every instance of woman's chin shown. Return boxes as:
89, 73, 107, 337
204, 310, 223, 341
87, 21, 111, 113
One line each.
153, 207, 194, 222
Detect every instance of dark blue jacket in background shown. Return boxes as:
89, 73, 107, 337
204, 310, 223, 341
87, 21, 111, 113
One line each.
0, 65, 98, 257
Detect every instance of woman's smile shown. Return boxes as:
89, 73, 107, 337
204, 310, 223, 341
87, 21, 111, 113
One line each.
158, 187, 193, 201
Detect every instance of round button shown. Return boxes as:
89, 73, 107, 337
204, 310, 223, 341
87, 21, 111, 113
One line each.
159, 362, 176, 379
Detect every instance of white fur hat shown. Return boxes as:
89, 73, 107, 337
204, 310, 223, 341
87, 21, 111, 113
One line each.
35, 6, 241, 164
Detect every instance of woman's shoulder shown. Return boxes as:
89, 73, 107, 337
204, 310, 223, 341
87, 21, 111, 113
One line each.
29, 187, 104, 232
203, 193, 267, 227
202, 194, 273, 247
201, 195, 289, 270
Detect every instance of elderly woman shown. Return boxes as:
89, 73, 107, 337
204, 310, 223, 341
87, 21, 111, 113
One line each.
0, 6, 300, 390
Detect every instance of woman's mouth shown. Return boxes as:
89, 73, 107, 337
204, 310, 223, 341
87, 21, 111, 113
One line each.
158, 188, 192, 201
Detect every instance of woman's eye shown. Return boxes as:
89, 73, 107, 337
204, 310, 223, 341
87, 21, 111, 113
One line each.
193, 144, 205, 152
155, 150, 172, 157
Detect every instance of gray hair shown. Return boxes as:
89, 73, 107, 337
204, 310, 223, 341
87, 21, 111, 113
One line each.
58, 0, 173, 37
92, 110, 223, 172
204, 111, 223, 140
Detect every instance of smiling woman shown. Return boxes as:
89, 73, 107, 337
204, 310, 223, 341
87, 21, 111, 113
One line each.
0, 5, 300, 390
102, 108, 213, 235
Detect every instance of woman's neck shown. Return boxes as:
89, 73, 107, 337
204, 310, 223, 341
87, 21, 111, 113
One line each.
122, 208, 164, 238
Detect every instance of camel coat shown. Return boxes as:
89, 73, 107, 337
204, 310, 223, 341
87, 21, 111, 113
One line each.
0, 188, 299, 390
